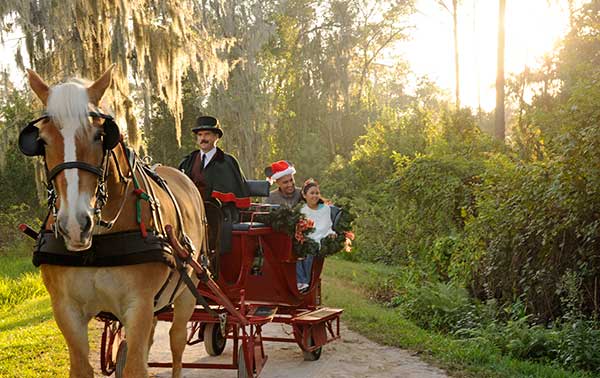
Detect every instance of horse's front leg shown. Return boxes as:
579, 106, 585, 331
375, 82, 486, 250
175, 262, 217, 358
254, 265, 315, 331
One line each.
169, 288, 196, 378
121, 300, 155, 378
50, 299, 94, 378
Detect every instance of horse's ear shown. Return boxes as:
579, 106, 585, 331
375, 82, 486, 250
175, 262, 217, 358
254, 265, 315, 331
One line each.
27, 69, 49, 106
88, 64, 115, 105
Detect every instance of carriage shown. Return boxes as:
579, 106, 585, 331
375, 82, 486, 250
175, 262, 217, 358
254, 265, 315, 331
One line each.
97, 190, 344, 378
18, 66, 343, 378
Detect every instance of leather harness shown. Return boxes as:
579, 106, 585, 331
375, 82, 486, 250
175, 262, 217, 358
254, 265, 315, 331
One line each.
31, 140, 215, 316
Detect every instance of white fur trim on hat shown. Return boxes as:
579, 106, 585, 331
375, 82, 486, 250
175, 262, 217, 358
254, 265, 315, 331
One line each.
271, 166, 296, 182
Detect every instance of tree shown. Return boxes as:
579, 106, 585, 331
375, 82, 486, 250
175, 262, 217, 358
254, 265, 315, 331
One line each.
495, 0, 506, 141
436, 0, 460, 110
0, 0, 231, 148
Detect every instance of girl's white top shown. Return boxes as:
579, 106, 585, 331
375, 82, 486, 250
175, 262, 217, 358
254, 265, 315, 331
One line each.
300, 203, 336, 242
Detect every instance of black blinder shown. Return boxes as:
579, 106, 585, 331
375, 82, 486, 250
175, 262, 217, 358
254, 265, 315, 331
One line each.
102, 117, 120, 150
89, 111, 120, 150
20, 112, 121, 157
18, 117, 47, 156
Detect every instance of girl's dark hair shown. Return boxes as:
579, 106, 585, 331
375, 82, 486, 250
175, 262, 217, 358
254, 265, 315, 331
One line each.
302, 178, 319, 194
302, 178, 326, 204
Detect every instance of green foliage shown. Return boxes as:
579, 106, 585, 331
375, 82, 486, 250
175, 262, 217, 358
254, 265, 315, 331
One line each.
324, 258, 596, 378
0, 89, 39, 211
393, 280, 480, 333
556, 319, 600, 372
465, 151, 600, 320
0, 204, 40, 254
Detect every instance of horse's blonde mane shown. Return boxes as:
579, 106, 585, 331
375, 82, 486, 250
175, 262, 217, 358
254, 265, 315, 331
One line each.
47, 80, 90, 131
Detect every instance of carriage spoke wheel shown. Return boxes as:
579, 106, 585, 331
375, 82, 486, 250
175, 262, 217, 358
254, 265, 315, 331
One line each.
115, 340, 128, 378
302, 335, 322, 361
204, 323, 227, 356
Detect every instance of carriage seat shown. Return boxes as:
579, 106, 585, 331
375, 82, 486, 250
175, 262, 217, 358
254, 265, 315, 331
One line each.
232, 221, 266, 231
330, 205, 344, 233
246, 179, 270, 197
230, 180, 270, 231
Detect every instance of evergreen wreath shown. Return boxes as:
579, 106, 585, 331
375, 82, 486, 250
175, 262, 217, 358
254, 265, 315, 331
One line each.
259, 204, 355, 258
318, 206, 355, 257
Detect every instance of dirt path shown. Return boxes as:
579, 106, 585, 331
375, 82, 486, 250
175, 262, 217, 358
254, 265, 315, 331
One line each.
144, 320, 449, 378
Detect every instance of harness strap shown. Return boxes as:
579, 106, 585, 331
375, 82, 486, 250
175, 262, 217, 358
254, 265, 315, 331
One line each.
174, 253, 218, 318
158, 173, 188, 239
47, 161, 103, 182
123, 150, 155, 238
138, 165, 163, 235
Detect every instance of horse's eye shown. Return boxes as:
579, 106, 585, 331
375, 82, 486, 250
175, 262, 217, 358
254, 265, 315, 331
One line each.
94, 132, 105, 142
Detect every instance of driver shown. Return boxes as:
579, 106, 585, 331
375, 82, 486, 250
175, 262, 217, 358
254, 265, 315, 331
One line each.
179, 115, 250, 210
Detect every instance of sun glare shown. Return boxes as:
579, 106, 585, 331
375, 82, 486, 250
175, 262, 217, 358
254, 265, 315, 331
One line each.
401, 0, 572, 111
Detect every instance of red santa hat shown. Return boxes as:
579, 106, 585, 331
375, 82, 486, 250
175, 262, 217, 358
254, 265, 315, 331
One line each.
265, 160, 296, 183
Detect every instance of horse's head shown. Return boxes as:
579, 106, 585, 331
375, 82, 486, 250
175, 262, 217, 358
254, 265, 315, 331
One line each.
20, 66, 121, 251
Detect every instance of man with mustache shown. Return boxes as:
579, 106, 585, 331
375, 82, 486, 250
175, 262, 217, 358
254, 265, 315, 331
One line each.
179, 116, 250, 253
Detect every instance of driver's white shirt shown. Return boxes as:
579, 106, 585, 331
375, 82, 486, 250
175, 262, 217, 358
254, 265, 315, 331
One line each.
201, 147, 217, 168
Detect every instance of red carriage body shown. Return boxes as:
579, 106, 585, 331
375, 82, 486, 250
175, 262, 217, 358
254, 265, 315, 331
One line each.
98, 202, 343, 378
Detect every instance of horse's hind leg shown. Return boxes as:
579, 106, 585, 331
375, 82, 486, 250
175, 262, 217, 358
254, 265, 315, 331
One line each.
169, 289, 196, 378
51, 302, 94, 378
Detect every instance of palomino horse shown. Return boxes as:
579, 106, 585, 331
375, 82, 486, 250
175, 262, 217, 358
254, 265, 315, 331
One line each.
20, 66, 206, 378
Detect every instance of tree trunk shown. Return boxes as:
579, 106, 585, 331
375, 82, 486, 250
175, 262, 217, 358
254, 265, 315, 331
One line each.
453, 0, 460, 110
495, 0, 506, 141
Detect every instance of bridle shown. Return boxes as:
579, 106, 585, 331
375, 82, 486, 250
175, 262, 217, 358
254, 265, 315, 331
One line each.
19, 111, 122, 233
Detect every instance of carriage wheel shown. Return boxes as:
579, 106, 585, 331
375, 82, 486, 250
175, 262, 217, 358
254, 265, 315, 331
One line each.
114, 340, 128, 378
204, 323, 227, 356
302, 335, 322, 361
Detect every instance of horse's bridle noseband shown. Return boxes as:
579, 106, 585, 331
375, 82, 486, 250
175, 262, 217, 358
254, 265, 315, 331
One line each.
47, 161, 105, 182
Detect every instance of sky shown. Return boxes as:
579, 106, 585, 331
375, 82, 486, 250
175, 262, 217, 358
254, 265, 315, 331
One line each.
0, 1, 574, 112
0, 27, 26, 85
398, 0, 573, 111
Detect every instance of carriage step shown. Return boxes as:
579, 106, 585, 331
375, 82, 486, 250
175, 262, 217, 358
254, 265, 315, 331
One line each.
247, 305, 278, 321
291, 307, 343, 324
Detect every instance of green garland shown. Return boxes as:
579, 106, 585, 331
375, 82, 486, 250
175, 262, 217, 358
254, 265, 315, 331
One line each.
258, 204, 355, 258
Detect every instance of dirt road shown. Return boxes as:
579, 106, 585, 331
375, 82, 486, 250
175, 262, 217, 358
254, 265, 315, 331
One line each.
145, 321, 449, 378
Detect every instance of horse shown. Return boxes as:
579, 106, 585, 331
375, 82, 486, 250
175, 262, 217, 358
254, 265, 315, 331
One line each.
19, 65, 207, 378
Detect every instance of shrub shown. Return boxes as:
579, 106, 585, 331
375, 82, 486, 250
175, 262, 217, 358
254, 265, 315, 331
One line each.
0, 204, 39, 255
556, 319, 600, 372
394, 280, 481, 333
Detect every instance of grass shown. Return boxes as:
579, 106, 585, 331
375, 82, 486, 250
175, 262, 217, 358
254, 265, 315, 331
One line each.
0, 297, 71, 377
0, 252, 594, 377
321, 258, 595, 378
0, 255, 36, 279
0, 255, 99, 377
